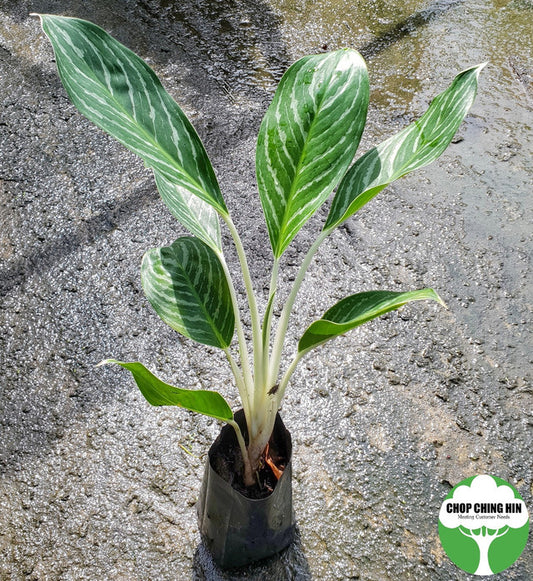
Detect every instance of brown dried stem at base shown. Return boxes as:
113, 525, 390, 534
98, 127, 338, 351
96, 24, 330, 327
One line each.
264, 442, 283, 480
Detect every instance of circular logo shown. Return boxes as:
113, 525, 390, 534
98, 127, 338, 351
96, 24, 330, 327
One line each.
438, 475, 529, 575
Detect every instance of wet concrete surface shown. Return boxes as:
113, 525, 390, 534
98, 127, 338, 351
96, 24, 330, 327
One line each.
1, 0, 532, 579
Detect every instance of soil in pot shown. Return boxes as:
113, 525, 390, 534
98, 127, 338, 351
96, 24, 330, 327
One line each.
197, 410, 295, 568
211, 409, 291, 499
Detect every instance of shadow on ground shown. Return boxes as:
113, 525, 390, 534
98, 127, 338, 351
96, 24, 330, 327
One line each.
192, 527, 311, 580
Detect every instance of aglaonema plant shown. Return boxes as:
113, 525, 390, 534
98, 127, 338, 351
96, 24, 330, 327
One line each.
37, 14, 483, 487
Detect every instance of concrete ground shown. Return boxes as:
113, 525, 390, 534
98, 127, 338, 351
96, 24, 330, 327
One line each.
1, 1, 531, 579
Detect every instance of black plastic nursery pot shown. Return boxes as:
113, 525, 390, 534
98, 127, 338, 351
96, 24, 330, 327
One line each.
197, 409, 295, 568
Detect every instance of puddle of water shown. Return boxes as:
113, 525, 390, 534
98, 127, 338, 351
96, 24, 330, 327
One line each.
267, 0, 532, 376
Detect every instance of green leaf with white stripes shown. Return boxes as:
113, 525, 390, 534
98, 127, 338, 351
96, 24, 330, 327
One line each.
141, 237, 234, 348
298, 289, 444, 353
324, 64, 484, 231
38, 14, 227, 215
256, 49, 369, 258
100, 360, 233, 422
154, 172, 221, 252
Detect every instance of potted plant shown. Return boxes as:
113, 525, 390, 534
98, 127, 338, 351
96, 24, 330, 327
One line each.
35, 14, 483, 568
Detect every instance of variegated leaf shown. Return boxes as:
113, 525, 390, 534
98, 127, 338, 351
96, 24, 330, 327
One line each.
154, 172, 221, 252
298, 289, 444, 352
325, 64, 485, 231
100, 360, 233, 422
256, 49, 369, 257
141, 237, 234, 348
38, 15, 226, 214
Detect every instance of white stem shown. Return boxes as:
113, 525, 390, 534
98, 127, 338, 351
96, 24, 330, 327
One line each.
218, 253, 254, 413
245, 396, 278, 472
275, 350, 304, 408
224, 347, 252, 436
222, 216, 263, 437
269, 229, 330, 386
248, 345, 307, 468
228, 419, 254, 486
261, 258, 279, 387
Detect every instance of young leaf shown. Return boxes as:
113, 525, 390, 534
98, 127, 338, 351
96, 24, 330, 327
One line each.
256, 49, 369, 258
141, 237, 234, 348
154, 172, 222, 252
324, 64, 485, 231
38, 14, 227, 215
100, 360, 233, 422
298, 289, 444, 352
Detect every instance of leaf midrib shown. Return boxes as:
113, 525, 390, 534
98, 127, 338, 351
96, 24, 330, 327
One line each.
164, 246, 229, 347
154, 173, 221, 251
49, 16, 224, 214
274, 58, 343, 255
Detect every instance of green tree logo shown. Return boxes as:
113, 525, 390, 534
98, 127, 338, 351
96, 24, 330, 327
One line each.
439, 475, 529, 575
